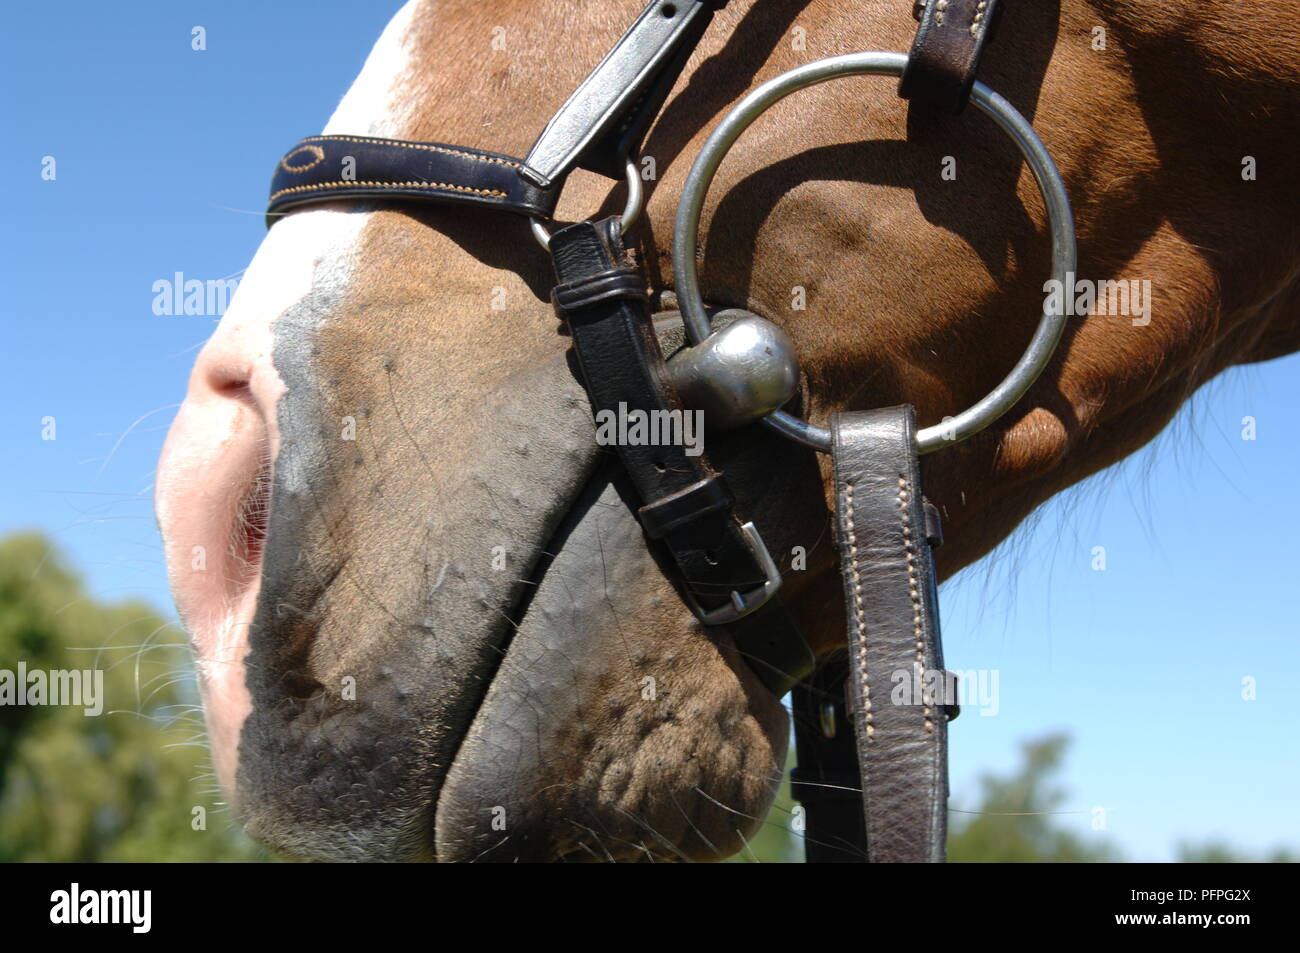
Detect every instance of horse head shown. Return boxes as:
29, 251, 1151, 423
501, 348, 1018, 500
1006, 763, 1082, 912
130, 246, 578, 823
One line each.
156, 0, 1300, 861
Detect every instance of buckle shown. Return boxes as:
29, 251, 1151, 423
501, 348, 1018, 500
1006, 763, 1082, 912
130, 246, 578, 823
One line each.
683, 521, 782, 625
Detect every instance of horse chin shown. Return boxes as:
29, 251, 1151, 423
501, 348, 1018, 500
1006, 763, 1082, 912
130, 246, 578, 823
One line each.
431, 461, 790, 863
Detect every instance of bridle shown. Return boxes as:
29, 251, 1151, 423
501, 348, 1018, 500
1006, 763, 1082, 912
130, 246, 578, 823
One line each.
264, 0, 1076, 863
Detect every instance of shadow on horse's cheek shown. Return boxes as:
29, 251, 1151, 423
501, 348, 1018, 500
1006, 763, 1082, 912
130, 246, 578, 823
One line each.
433, 463, 789, 863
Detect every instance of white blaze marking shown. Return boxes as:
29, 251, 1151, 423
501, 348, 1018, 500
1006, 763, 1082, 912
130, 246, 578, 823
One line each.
169, 1, 423, 796
324, 0, 421, 137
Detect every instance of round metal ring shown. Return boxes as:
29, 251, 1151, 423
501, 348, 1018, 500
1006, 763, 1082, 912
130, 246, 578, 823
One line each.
672, 51, 1077, 455
531, 157, 645, 250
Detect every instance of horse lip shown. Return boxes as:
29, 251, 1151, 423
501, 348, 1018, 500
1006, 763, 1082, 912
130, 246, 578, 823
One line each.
428, 460, 667, 863
425, 516, 567, 861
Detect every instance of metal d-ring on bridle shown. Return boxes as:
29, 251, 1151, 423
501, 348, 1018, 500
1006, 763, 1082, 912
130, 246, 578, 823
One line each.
672, 51, 1078, 455
529, 158, 645, 251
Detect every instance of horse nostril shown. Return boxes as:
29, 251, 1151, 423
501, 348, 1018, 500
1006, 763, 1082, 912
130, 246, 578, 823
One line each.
211, 376, 252, 399
195, 344, 266, 413
202, 364, 261, 411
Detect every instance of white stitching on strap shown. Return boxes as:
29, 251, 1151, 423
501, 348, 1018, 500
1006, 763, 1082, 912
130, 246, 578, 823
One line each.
269, 179, 508, 204
299, 135, 521, 169
898, 475, 934, 733
843, 482, 873, 741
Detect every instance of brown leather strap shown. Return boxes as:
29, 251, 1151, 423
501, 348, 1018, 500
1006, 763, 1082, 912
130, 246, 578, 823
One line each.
830, 407, 951, 862
899, 0, 1003, 114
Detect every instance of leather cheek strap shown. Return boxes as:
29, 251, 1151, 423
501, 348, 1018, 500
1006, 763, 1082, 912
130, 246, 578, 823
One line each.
829, 406, 954, 862
899, 0, 1003, 114
547, 216, 814, 697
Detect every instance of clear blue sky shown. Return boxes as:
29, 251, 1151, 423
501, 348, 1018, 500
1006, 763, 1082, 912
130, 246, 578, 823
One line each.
2, 2, 1295, 861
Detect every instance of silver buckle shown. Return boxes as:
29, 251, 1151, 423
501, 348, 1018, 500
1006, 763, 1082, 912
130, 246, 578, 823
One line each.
684, 521, 782, 626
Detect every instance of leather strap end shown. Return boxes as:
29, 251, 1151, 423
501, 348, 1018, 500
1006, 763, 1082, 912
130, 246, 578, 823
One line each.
728, 599, 816, 697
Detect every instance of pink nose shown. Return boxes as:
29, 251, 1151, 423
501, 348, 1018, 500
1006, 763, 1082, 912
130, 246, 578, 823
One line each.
156, 299, 285, 797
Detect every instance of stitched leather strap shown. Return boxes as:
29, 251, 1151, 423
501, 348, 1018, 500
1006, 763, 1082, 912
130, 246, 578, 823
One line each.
830, 406, 951, 862
524, 0, 729, 185
267, 135, 559, 224
899, 0, 1003, 114
548, 216, 814, 695
267, 2, 733, 225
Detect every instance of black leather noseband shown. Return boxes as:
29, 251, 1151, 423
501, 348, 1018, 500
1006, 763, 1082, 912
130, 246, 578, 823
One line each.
267, 135, 560, 222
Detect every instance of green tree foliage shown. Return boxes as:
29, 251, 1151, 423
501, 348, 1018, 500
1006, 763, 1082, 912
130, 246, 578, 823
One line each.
0, 533, 266, 861
1176, 841, 1297, 863
948, 733, 1121, 862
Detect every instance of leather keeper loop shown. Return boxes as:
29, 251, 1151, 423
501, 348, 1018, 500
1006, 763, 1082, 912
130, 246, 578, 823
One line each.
551, 268, 648, 316
899, 0, 1003, 114
637, 475, 734, 540
923, 500, 944, 547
